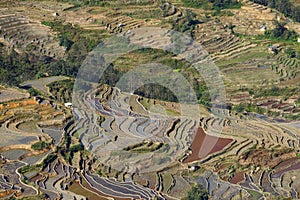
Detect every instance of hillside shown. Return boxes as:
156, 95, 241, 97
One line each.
0, 0, 300, 199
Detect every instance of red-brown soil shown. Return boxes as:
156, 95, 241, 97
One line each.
230, 171, 245, 184
183, 127, 233, 163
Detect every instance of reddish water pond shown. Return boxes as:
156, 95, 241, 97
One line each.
230, 171, 245, 184
183, 127, 233, 163
272, 161, 300, 178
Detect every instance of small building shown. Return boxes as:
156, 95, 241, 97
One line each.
118, 23, 125, 28
188, 165, 200, 172
64, 102, 72, 108
268, 46, 278, 54
260, 25, 267, 32
53, 12, 59, 17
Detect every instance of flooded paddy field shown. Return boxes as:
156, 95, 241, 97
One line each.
183, 127, 233, 163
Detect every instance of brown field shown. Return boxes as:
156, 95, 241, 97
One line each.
68, 182, 108, 200
183, 127, 233, 163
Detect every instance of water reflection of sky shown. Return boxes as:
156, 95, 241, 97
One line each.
284, 121, 300, 129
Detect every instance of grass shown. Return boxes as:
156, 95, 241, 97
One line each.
216, 48, 270, 68
139, 97, 181, 116
166, 108, 180, 116
162, 173, 173, 193
128, 95, 148, 115
8, 194, 48, 200
123, 9, 162, 20
140, 98, 152, 111
18, 164, 41, 174
17, 121, 40, 133
245, 188, 263, 199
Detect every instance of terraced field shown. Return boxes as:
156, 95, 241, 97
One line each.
0, 156, 37, 198
0, 95, 69, 198
193, 19, 258, 62
221, 0, 277, 35
0, 87, 29, 103
1, 0, 300, 199
273, 54, 300, 81
0, 14, 66, 59
20, 76, 69, 95
69, 82, 300, 199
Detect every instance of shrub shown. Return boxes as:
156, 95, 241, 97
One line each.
251, 0, 300, 22
264, 22, 299, 42
42, 154, 57, 168
181, 0, 241, 10
183, 184, 209, 200
31, 141, 50, 150
69, 144, 84, 152
28, 88, 40, 96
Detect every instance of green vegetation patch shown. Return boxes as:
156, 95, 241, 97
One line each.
124, 9, 162, 20
31, 141, 51, 150
254, 86, 297, 99
123, 141, 166, 153
264, 22, 299, 42
233, 103, 266, 114
28, 88, 41, 97
181, 0, 241, 10
42, 154, 57, 168
183, 183, 209, 200
48, 79, 74, 103
250, 0, 300, 22
110, 48, 211, 105
18, 164, 41, 174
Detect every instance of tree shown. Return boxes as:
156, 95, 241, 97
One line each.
251, 0, 300, 22
286, 48, 296, 58
272, 21, 287, 38
184, 184, 209, 200
265, 21, 298, 41
28, 88, 40, 96
228, 22, 236, 34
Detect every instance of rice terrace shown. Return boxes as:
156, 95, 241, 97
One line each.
1, 0, 300, 199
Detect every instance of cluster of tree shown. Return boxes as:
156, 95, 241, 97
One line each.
134, 84, 179, 103
173, 9, 202, 34
28, 88, 40, 97
183, 184, 209, 200
286, 113, 300, 120
233, 103, 266, 114
31, 141, 51, 150
18, 164, 41, 174
60, 142, 84, 164
123, 141, 148, 151
0, 48, 39, 85
42, 154, 57, 168
212, 0, 242, 9
97, 47, 211, 106
264, 21, 299, 41
48, 79, 74, 102
181, 0, 241, 10
131, 143, 165, 153
251, 0, 300, 22
285, 47, 300, 59
0, 16, 212, 108
0, 21, 103, 86
57, 0, 152, 7
253, 86, 296, 99
57, 0, 109, 6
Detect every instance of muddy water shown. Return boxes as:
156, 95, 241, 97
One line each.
230, 171, 245, 184
183, 127, 233, 163
272, 161, 300, 178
